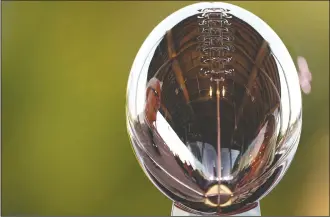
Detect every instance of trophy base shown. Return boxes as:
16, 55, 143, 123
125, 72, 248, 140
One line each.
171, 202, 261, 216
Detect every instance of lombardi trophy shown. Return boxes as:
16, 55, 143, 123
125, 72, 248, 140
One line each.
126, 2, 305, 216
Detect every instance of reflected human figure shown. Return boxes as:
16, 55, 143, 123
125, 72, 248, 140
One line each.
132, 77, 206, 201
142, 77, 163, 154
130, 77, 164, 157
144, 77, 163, 127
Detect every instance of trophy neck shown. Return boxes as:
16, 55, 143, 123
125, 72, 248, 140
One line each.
171, 202, 261, 216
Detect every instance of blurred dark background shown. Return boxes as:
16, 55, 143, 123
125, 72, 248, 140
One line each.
1, 1, 329, 216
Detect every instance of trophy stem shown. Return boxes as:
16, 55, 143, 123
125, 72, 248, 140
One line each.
171, 202, 261, 216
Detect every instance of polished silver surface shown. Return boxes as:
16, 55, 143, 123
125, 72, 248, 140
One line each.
126, 2, 302, 215
171, 202, 261, 216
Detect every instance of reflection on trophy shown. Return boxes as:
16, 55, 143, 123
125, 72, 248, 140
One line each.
145, 78, 163, 126
126, 2, 302, 216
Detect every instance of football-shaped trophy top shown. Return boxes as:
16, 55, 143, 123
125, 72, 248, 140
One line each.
126, 2, 302, 215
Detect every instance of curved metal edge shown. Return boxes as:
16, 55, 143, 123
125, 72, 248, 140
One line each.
171, 202, 261, 216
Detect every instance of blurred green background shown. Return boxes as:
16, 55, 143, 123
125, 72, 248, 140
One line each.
1, 1, 329, 216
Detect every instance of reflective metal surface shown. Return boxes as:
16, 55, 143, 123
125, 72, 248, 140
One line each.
171, 201, 261, 216
126, 2, 302, 215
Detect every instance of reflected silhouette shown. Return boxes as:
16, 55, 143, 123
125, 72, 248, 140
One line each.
145, 78, 162, 126
144, 78, 163, 155
132, 79, 206, 204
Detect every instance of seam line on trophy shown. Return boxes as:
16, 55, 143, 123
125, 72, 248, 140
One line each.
197, 7, 235, 209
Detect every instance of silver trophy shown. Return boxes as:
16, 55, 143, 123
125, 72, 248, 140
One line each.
126, 2, 302, 216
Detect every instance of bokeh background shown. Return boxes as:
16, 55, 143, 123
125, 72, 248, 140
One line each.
1, 1, 329, 216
